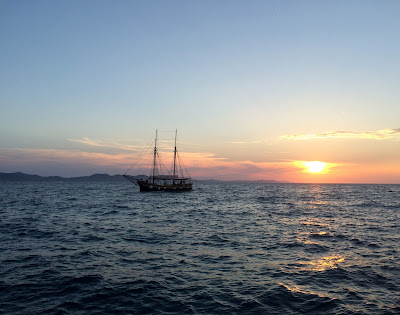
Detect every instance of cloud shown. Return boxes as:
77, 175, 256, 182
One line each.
280, 128, 400, 141
230, 140, 267, 144
68, 137, 181, 152
68, 137, 147, 151
229, 138, 276, 145
0, 148, 131, 166
179, 152, 295, 180
0, 147, 294, 180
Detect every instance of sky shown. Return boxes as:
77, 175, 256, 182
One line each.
1, 0, 400, 183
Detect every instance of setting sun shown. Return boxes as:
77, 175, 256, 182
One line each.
292, 161, 341, 182
302, 161, 327, 173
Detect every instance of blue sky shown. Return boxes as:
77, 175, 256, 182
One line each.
1, 1, 400, 182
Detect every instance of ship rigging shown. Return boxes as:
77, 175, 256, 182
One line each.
123, 130, 192, 192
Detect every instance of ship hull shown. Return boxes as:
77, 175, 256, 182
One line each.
123, 175, 192, 192
138, 181, 192, 192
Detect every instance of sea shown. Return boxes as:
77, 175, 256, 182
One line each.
0, 182, 399, 314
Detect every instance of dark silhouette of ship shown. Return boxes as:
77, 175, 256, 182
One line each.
123, 130, 192, 192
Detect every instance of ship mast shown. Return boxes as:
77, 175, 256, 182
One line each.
152, 129, 157, 184
173, 129, 177, 180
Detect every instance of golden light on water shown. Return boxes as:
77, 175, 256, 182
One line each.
279, 282, 329, 299
299, 255, 345, 272
300, 218, 330, 227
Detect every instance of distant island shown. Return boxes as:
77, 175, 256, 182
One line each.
0, 172, 288, 183
0, 172, 126, 182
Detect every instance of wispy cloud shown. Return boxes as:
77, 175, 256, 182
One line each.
0, 148, 132, 165
68, 137, 146, 151
68, 137, 180, 152
280, 128, 400, 141
229, 138, 277, 145
178, 152, 295, 180
230, 140, 267, 144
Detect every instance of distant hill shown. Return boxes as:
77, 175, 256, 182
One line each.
0, 172, 288, 183
0, 172, 125, 182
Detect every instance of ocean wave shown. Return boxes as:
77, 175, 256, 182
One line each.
1, 182, 399, 314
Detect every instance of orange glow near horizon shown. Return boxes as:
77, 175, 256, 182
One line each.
2, 147, 400, 183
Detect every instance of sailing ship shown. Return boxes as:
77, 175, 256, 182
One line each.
123, 130, 193, 192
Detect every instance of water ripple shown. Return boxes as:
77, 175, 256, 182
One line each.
0, 182, 399, 314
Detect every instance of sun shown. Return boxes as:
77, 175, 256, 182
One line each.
303, 161, 327, 173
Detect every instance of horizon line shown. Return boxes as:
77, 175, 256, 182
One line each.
1, 171, 399, 185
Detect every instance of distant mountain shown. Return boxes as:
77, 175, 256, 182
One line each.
0, 172, 288, 183
0, 172, 125, 182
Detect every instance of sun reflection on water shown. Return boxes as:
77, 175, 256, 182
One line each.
299, 255, 345, 271
278, 282, 331, 299
300, 218, 330, 227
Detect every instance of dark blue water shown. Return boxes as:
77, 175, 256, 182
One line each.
0, 182, 399, 314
